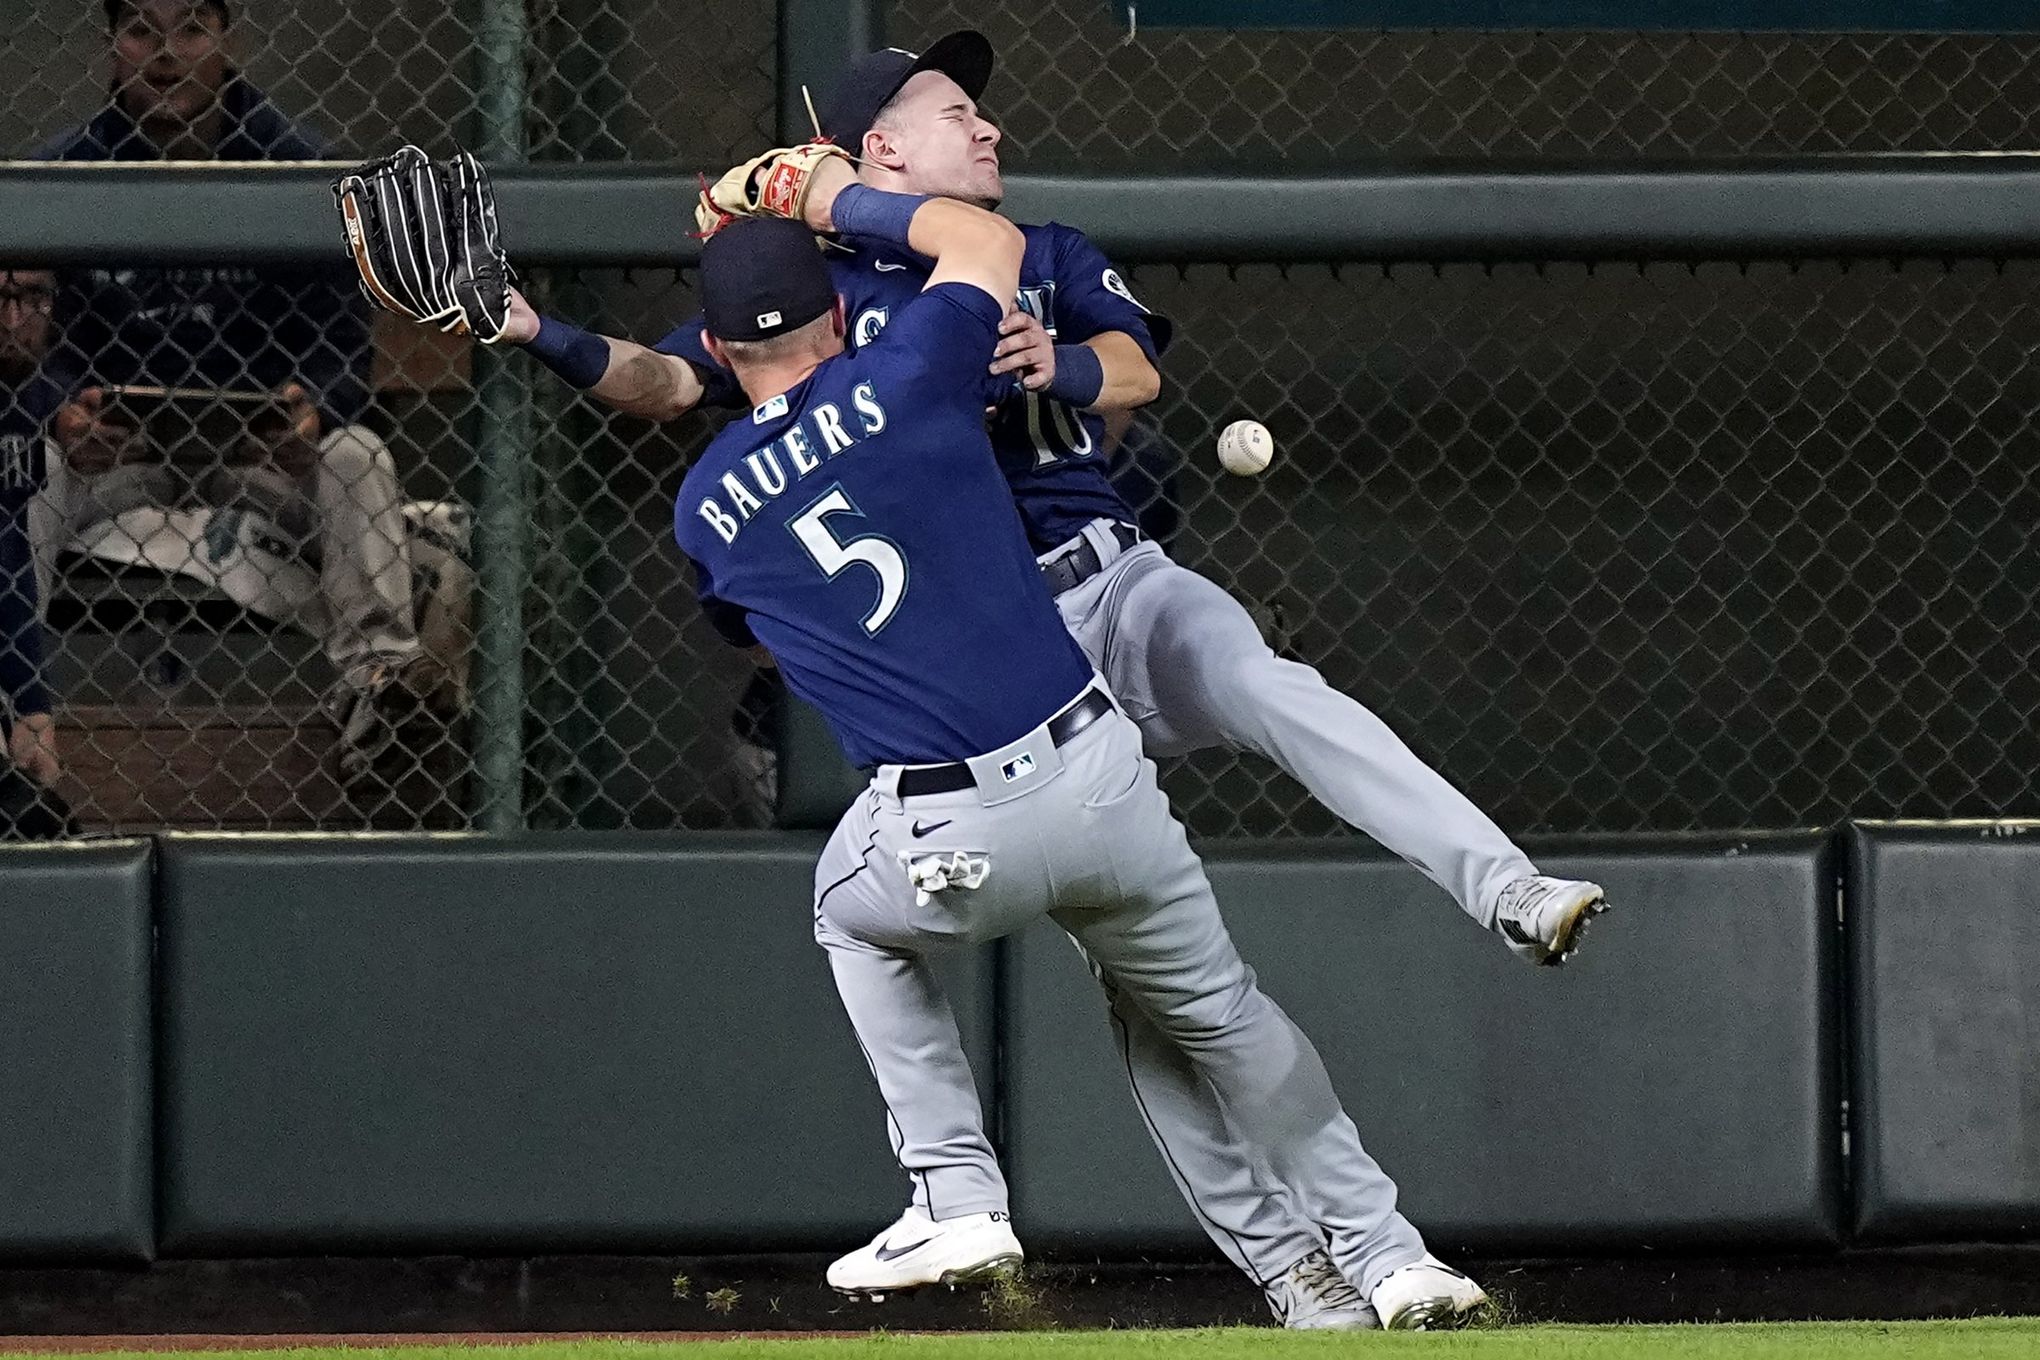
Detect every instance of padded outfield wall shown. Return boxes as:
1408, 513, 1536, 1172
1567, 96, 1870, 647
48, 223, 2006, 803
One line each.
4, 825, 2034, 1263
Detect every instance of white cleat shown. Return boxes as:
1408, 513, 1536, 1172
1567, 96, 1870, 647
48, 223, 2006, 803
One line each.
1265, 1249, 1380, 1331
1369, 1252, 1491, 1331
825, 1207, 1023, 1301
1493, 875, 1608, 966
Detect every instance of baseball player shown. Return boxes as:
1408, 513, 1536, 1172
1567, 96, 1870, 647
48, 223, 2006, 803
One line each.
673, 148, 1491, 1327
507, 31, 1604, 965
501, 33, 1602, 1328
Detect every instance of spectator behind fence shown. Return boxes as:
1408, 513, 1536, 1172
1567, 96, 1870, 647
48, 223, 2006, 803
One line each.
29, 0, 447, 780
0, 270, 60, 791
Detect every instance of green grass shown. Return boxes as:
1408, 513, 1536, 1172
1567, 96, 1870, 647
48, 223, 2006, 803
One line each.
48, 1319, 2040, 1360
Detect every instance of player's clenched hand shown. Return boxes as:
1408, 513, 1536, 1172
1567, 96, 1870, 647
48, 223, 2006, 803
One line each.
990, 308, 1055, 392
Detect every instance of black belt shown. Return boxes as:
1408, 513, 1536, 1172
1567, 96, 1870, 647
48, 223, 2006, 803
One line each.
1040, 522, 1142, 597
894, 687, 1116, 797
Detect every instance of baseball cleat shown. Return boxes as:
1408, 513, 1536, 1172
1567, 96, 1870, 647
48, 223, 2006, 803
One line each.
1493, 875, 1608, 966
825, 1207, 1023, 1300
1369, 1252, 1490, 1331
1265, 1249, 1380, 1331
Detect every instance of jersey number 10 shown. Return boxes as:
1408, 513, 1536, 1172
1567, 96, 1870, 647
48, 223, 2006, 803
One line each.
1026, 392, 1095, 468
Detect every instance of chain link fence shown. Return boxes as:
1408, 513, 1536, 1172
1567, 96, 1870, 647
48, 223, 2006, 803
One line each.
14, 3, 2039, 168
0, 1, 775, 164
1137, 257, 2040, 836
903, 0, 2040, 163
3, 4, 2038, 838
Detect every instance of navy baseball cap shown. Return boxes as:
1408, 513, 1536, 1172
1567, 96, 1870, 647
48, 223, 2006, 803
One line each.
818, 30, 995, 152
699, 218, 837, 344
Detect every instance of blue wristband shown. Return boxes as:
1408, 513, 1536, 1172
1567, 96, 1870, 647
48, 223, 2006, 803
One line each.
830, 184, 929, 246
523, 315, 610, 390
1045, 344, 1105, 408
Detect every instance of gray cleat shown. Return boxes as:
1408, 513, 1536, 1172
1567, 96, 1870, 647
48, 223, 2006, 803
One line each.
1266, 1249, 1380, 1331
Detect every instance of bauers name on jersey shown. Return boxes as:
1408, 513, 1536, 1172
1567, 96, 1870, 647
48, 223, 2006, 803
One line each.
693, 380, 890, 546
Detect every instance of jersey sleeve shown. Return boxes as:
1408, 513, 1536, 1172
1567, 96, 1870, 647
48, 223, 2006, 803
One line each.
861, 283, 1009, 410
654, 315, 749, 411
1047, 224, 1173, 360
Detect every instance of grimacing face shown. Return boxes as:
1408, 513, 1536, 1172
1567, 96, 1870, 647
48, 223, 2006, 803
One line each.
112, 1, 231, 132
866, 71, 1004, 209
0, 270, 56, 374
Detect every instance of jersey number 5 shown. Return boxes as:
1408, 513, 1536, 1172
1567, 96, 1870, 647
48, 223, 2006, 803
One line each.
791, 487, 908, 636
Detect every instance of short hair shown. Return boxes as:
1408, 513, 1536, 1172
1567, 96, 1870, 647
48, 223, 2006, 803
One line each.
105, 1, 230, 30
714, 309, 838, 368
868, 90, 909, 135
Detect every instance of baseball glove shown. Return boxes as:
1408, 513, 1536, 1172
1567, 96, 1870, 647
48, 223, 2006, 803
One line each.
333, 145, 515, 344
695, 141, 854, 238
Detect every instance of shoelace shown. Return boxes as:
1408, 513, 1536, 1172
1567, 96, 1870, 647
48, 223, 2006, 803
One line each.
1292, 1253, 1367, 1310
1496, 876, 1553, 919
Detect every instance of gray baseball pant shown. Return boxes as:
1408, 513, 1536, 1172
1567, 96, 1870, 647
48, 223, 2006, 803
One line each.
811, 693, 1429, 1296
1046, 519, 1540, 1286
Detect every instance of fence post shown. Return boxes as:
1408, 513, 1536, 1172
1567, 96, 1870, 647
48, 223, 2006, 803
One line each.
470, 0, 533, 833
778, 0, 886, 142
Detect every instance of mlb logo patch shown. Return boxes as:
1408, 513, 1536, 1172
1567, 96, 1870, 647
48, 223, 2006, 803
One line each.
1000, 752, 1037, 783
756, 310, 782, 329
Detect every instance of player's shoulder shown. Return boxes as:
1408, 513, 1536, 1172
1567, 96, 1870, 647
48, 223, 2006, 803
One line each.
829, 240, 921, 285
675, 434, 728, 509
1018, 219, 1082, 242
1015, 221, 1110, 283
682, 402, 766, 491
1018, 220, 1097, 255
675, 419, 753, 552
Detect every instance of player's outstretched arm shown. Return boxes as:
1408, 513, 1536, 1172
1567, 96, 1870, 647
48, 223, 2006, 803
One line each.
335, 151, 706, 423
502, 285, 706, 421
899, 198, 1025, 308
701, 143, 1020, 304
792, 156, 1024, 307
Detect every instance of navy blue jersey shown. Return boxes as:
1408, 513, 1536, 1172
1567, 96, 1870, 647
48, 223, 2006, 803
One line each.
0, 372, 56, 718
674, 283, 1096, 769
661, 222, 1171, 554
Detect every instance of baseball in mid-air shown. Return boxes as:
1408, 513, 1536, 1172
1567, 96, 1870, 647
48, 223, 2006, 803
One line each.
1216, 419, 1275, 476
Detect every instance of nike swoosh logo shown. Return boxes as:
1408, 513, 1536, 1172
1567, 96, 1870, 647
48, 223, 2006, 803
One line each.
911, 819, 952, 838
873, 261, 908, 272
875, 1235, 939, 1261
